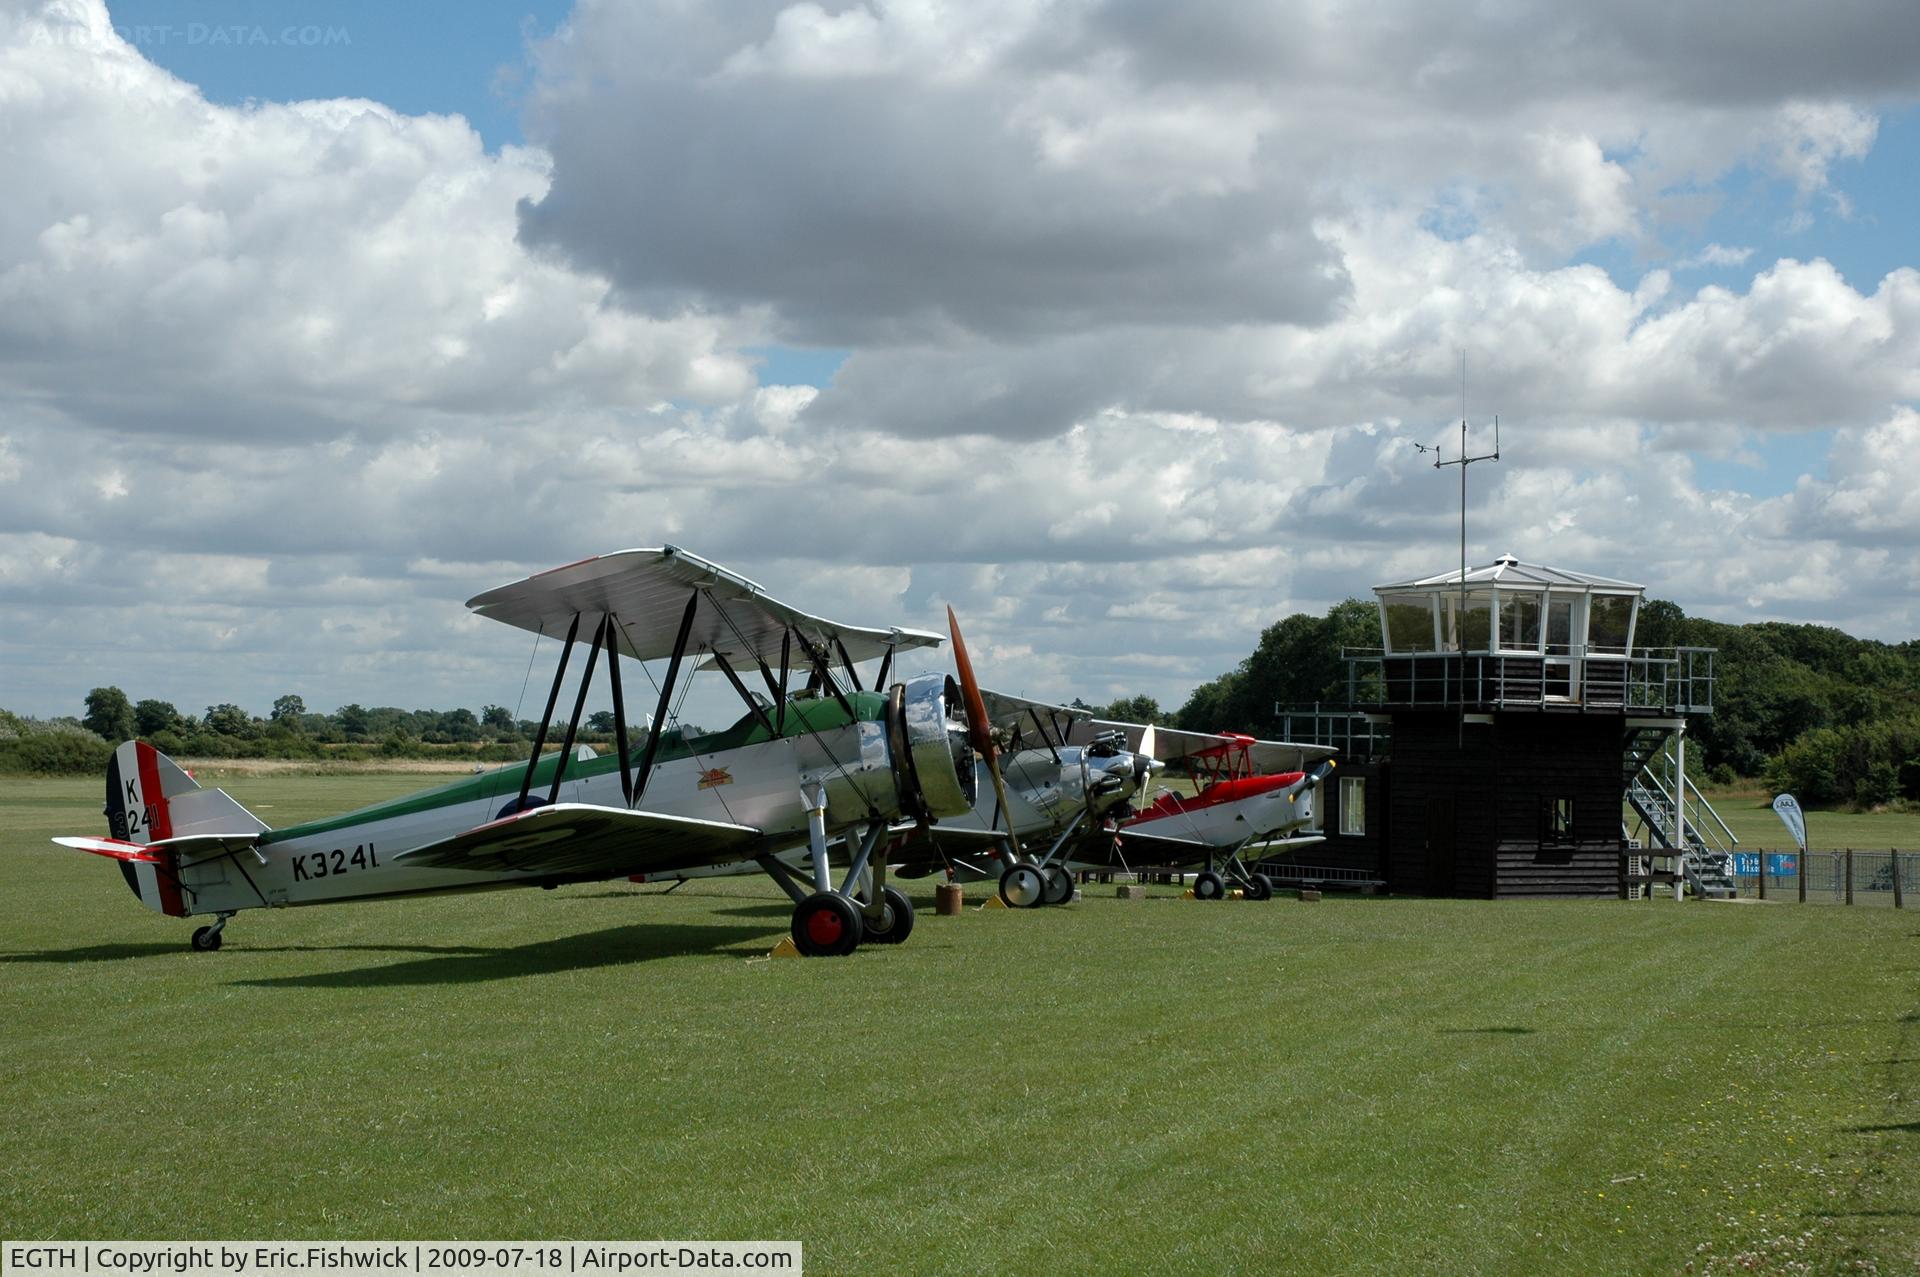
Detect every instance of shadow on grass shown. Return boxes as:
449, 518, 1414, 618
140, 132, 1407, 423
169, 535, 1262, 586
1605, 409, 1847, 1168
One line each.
230, 921, 772, 988
1850, 1120, 1920, 1133
0, 941, 502, 964
1438, 1026, 1537, 1035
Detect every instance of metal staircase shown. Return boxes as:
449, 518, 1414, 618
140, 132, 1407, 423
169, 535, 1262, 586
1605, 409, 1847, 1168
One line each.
1622, 730, 1739, 899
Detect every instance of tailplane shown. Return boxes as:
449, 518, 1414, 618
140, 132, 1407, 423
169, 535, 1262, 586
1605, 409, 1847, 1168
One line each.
55, 742, 269, 917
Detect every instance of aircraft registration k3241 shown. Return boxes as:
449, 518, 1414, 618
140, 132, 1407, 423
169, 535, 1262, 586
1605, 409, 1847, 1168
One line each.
54, 547, 995, 957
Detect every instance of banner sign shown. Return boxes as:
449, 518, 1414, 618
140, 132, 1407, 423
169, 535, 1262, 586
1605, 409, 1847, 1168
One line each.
1732, 853, 1798, 877
1771, 793, 1808, 852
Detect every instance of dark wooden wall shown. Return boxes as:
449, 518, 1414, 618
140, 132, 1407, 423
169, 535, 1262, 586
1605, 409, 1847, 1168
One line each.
1312, 759, 1389, 878
1377, 711, 1627, 898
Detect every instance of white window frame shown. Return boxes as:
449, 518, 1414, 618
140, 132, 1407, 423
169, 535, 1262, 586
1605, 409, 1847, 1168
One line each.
1339, 775, 1366, 836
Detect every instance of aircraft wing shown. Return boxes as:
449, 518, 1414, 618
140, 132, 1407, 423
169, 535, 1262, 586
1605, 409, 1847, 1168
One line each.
392, 803, 763, 878
1064, 719, 1337, 774
1064, 719, 1236, 758
467, 545, 942, 669
1246, 740, 1339, 773
977, 689, 1091, 733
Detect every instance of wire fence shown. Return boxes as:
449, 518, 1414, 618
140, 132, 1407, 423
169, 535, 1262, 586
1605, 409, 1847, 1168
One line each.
1730, 849, 1917, 906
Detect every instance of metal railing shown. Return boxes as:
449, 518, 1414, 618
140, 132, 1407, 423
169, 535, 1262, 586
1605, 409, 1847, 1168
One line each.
1625, 746, 1737, 857
1344, 646, 1715, 714
1271, 703, 1390, 758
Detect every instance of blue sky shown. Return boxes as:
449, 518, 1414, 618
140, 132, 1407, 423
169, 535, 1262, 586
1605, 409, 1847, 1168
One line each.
104, 0, 570, 149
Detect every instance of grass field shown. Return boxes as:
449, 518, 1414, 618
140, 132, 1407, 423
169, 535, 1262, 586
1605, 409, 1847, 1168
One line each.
1696, 787, 1920, 853
4, 773, 1917, 1275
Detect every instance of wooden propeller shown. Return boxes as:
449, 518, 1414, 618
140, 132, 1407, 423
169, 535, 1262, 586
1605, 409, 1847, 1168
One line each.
947, 606, 1023, 857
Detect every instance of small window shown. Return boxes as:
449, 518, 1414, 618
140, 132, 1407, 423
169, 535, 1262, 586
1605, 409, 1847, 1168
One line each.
1541, 796, 1574, 847
1340, 776, 1366, 836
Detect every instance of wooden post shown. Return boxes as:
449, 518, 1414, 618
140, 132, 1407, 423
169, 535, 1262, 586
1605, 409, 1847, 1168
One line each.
1845, 849, 1854, 906
1892, 850, 1904, 910
1757, 851, 1767, 900
1798, 852, 1807, 904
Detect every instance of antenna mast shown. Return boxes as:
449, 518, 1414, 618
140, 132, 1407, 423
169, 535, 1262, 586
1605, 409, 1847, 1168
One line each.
1414, 352, 1501, 745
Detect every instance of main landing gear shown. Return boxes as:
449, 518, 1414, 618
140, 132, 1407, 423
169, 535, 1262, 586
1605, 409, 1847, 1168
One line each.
1191, 841, 1278, 902
996, 859, 1076, 908
763, 801, 919, 957
189, 912, 235, 951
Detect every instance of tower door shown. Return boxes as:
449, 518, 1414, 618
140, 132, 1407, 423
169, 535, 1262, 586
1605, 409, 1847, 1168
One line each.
1425, 795, 1457, 895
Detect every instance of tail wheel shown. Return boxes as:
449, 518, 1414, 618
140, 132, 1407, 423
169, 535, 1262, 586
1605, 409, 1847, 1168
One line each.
1193, 871, 1226, 901
1040, 863, 1074, 906
189, 925, 223, 952
791, 892, 864, 957
999, 862, 1046, 908
860, 886, 916, 945
1244, 873, 1274, 902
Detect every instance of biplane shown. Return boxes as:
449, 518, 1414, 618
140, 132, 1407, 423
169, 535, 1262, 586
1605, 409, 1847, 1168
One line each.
53, 547, 991, 957
882, 688, 1160, 907
1062, 721, 1337, 901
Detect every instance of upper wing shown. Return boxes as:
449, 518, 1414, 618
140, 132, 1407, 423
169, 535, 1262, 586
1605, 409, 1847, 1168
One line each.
392, 803, 763, 878
466, 546, 942, 669
1063, 719, 1238, 759
1246, 740, 1339, 774
977, 689, 1091, 734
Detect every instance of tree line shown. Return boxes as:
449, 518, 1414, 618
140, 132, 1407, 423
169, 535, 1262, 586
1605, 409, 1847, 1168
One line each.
1090, 599, 1920, 810
8, 602, 1918, 807
0, 688, 649, 775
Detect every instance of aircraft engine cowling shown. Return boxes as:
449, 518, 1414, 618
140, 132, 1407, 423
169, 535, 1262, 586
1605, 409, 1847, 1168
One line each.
889, 673, 978, 820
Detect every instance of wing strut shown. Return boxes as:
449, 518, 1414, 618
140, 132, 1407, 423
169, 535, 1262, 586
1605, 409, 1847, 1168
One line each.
633, 591, 701, 807
607, 613, 634, 805
774, 631, 792, 734
548, 614, 610, 805
712, 650, 777, 735
517, 613, 583, 808
1029, 707, 1061, 763
791, 629, 855, 717
875, 643, 894, 692
833, 636, 864, 692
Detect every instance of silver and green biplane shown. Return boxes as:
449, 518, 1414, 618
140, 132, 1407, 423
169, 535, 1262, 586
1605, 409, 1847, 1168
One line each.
54, 546, 990, 957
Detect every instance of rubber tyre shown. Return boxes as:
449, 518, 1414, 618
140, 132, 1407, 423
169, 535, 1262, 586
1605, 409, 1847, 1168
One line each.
999, 862, 1047, 908
1040, 863, 1074, 906
791, 892, 864, 957
1244, 873, 1274, 902
190, 925, 223, 952
860, 886, 916, 945
1193, 871, 1226, 901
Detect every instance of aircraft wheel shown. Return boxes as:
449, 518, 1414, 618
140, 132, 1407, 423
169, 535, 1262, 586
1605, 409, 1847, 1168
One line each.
1193, 871, 1226, 901
860, 886, 916, 945
1040, 863, 1074, 906
1244, 873, 1274, 902
791, 893, 864, 957
999, 862, 1046, 909
189, 925, 223, 952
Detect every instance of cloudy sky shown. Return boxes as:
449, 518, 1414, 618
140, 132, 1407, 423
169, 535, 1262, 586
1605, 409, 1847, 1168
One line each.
3, 0, 1918, 728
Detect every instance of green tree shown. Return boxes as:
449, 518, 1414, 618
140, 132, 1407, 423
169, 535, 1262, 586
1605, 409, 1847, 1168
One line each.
481, 704, 516, 732
335, 703, 371, 738
82, 687, 135, 741
203, 703, 254, 738
133, 698, 181, 737
270, 694, 306, 726
1099, 695, 1168, 726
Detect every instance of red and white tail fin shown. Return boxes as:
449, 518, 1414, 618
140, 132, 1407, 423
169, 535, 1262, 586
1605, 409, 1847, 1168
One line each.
106, 740, 198, 845
73, 742, 267, 917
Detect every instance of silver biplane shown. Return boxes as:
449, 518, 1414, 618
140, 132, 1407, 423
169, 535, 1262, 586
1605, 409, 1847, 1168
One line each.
54, 547, 995, 957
